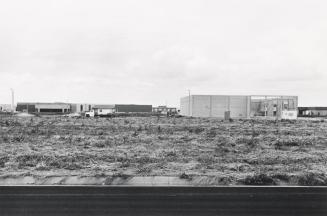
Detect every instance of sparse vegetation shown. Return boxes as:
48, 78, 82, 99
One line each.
0, 115, 326, 185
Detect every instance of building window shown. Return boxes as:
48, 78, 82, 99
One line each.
80, 105, 83, 111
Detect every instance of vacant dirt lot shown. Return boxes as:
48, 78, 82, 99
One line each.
0, 114, 326, 185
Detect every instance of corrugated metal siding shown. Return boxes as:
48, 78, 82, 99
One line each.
71, 104, 77, 113
229, 96, 248, 118
115, 105, 152, 113
180, 95, 250, 118
180, 97, 190, 116
192, 96, 211, 117
211, 96, 229, 117
71, 104, 93, 113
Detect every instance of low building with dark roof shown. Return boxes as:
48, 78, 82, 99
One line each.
298, 107, 327, 117
16, 102, 71, 114
153, 106, 177, 114
115, 104, 152, 113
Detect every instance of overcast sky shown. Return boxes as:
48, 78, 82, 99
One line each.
0, 0, 326, 107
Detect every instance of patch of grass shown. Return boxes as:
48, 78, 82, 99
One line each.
112, 172, 130, 179
97, 130, 104, 135
197, 154, 216, 165
236, 136, 258, 149
15, 153, 87, 170
135, 156, 159, 164
93, 141, 106, 148
215, 146, 232, 156
241, 173, 277, 185
0, 134, 9, 142
137, 165, 153, 174
274, 137, 314, 150
179, 172, 192, 180
11, 134, 25, 142
93, 138, 113, 148
0, 156, 9, 168
206, 128, 217, 138
189, 127, 205, 134
217, 176, 234, 185
16, 154, 45, 168
1, 115, 326, 186
165, 151, 177, 157
296, 172, 327, 186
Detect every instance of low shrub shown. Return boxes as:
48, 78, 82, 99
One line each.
217, 176, 234, 185
94, 141, 106, 148
93, 139, 112, 148
188, 127, 205, 134
206, 128, 217, 138
15, 154, 87, 170
297, 173, 327, 186
0, 156, 9, 167
241, 173, 277, 185
179, 172, 192, 180
274, 137, 314, 150
197, 154, 216, 164
97, 130, 104, 135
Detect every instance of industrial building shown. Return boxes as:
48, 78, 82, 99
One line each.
93, 104, 115, 116
180, 95, 298, 119
71, 104, 93, 113
16, 102, 153, 115
16, 102, 71, 114
250, 95, 298, 118
152, 106, 178, 115
115, 104, 152, 113
298, 107, 327, 117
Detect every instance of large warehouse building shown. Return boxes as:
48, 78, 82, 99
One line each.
16, 102, 71, 114
180, 95, 298, 119
16, 102, 153, 115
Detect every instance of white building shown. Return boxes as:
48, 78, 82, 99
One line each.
181, 95, 250, 118
93, 104, 115, 116
71, 103, 93, 113
180, 95, 298, 119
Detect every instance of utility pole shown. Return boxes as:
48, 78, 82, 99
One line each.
10, 88, 14, 113
188, 89, 191, 116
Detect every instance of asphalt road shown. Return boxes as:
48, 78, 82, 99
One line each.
0, 186, 326, 216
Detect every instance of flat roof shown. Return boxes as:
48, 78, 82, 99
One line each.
93, 104, 115, 109
181, 95, 298, 100
298, 107, 327, 110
